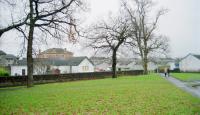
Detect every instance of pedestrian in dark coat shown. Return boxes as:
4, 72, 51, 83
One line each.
164, 68, 167, 77
167, 68, 170, 77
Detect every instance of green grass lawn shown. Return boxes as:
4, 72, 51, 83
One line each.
171, 73, 200, 81
0, 74, 200, 114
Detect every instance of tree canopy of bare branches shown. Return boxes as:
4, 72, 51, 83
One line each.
0, 0, 85, 87
86, 15, 132, 78
123, 0, 169, 74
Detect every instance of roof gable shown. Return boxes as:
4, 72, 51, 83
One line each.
0, 50, 6, 55
180, 53, 200, 61
193, 55, 200, 60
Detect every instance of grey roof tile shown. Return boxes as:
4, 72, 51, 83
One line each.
193, 55, 200, 60
15, 57, 92, 66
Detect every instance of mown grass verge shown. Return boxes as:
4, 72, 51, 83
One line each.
0, 74, 200, 114
171, 73, 200, 82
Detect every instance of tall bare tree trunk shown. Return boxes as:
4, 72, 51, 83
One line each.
143, 53, 148, 74
27, 0, 34, 87
112, 49, 117, 78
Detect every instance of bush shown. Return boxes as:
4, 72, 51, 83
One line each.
0, 68, 9, 76
170, 68, 180, 73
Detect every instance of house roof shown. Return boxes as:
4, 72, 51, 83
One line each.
193, 55, 200, 60
47, 57, 91, 66
15, 56, 93, 66
117, 60, 133, 66
0, 50, 6, 55
41, 48, 73, 54
90, 57, 111, 65
3, 54, 17, 59
0, 54, 17, 60
181, 53, 200, 61
64, 56, 93, 66
17, 59, 27, 65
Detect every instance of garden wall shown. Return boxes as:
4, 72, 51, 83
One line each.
0, 70, 143, 87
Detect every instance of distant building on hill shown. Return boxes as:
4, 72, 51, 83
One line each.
37, 48, 73, 60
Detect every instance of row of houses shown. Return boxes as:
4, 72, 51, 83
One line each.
1, 48, 200, 76
11, 57, 94, 76
0, 48, 95, 76
90, 57, 178, 72
92, 53, 200, 72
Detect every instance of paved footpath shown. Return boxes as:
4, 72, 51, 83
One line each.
160, 74, 200, 98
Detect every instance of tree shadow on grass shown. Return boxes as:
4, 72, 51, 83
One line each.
0, 86, 27, 92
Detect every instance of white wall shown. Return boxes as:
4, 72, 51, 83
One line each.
168, 62, 176, 70
179, 55, 200, 72
11, 66, 27, 76
95, 62, 110, 71
51, 59, 94, 73
11, 58, 95, 75
77, 59, 94, 73
127, 61, 157, 71
127, 62, 143, 70
148, 62, 157, 71
11, 65, 47, 76
72, 66, 78, 73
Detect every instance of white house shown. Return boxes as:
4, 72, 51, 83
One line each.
11, 58, 48, 76
11, 57, 95, 76
51, 57, 94, 73
127, 61, 157, 71
116, 60, 132, 71
153, 58, 179, 71
168, 61, 176, 70
90, 57, 111, 72
94, 62, 111, 71
179, 54, 200, 72
11, 65, 28, 76
115, 58, 157, 71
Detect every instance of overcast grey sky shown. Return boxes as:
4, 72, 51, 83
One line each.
0, 0, 199, 58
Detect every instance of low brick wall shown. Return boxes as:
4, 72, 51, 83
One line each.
0, 70, 143, 87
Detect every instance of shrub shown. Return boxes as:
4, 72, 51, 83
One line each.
170, 68, 180, 73
0, 68, 9, 76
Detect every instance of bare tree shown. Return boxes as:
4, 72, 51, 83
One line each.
0, 0, 28, 37
0, 0, 85, 87
86, 15, 131, 78
33, 59, 48, 75
123, 0, 169, 74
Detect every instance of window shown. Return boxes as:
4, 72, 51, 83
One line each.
22, 69, 26, 76
82, 66, 89, 71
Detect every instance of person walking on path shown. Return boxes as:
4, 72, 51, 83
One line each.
167, 68, 170, 77
164, 68, 167, 77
